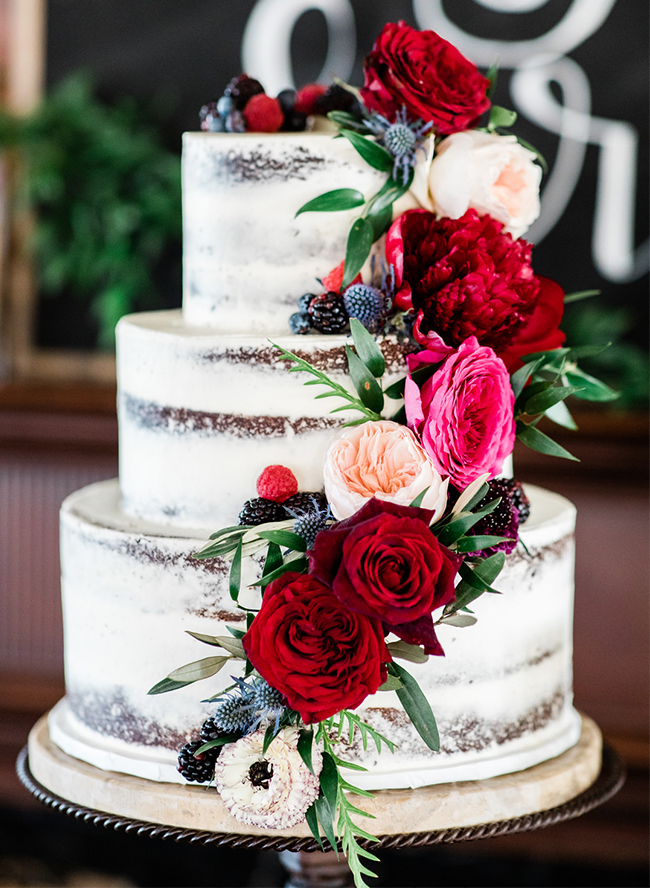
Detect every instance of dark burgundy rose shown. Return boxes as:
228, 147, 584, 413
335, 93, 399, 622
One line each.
243, 572, 388, 724
499, 276, 566, 372
386, 209, 547, 357
309, 499, 460, 656
360, 21, 490, 134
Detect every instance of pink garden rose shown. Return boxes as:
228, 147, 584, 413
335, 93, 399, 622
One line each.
405, 337, 515, 490
323, 420, 448, 521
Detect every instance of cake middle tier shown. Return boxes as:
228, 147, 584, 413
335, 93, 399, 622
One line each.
117, 310, 412, 528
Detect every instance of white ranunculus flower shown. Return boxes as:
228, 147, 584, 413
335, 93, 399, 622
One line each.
215, 727, 322, 830
410, 130, 542, 239
323, 420, 448, 522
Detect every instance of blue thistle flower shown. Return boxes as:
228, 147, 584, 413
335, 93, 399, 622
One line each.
367, 106, 432, 185
211, 678, 255, 733
250, 679, 287, 733
343, 283, 386, 331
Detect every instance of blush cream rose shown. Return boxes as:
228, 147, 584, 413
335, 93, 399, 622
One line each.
411, 130, 542, 239
323, 420, 448, 521
405, 337, 516, 490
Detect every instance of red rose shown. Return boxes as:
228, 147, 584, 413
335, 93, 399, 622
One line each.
310, 499, 460, 656
499, 276, 566, 372
386, 209, 543, 356
360, 21, 490, 134
243, 572, 388, 724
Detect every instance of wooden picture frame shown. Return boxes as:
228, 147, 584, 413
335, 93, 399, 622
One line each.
1, 0, 116, 384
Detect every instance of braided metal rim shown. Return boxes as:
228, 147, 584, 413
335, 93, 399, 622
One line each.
16, 743, 625, 853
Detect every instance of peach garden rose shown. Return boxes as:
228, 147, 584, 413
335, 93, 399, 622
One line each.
323, 420, 448, 521
411, 130, 542, 239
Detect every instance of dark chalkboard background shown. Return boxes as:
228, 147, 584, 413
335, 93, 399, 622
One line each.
39, 0, 648, 352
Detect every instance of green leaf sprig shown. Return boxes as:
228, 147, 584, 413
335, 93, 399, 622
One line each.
512, 345, 618, 460
272, 320, 388, 427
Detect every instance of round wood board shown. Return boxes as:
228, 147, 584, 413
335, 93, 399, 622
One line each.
27, 712, 602, 839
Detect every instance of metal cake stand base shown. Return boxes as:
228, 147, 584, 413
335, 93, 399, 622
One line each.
17, 712, 624, 888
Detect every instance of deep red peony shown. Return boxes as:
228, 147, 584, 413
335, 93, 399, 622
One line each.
309, 499, 460, 656
386, 208, 549, 356
360, 21, 490, 134
243, 572, 389, 724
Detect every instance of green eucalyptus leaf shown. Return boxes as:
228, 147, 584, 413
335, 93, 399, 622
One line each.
342, 217, 374, 289
298, 728, 315, 775
455, 535, 513, 553
257, 530, 308, 551
304, 802, 324, 851
377, 674, 403, 692
254, 556, 309, 588
346, 345, 384, 413
409, 486, 430, 508
524, 384, 583, 416
208, 525, 249, 542
436, 499, 501, 547
168, 655, 229, 683
226, 626, 246, 640
565, 369, 619, 402
516, 420, 579, 461
462, 481, 491, 513
367, 202, 393, 240
295, 188, 365, 217
563, 288, 601, 304
384, 377, 406, 400
440, 613, 478, 628
196, 733, 241, 754
147, 677, 195, 695
338, 129, 394, 172
489, 105, 517, 130
446, 580, 485, 615
388, 662, 440, 751
229, 536, 243, 602
185, 632, 246, 659
386, 640, 428, 664
262, 542, 283, 577
370, 170, 413, 215
459, 562, 502, 595
545, 399, 578, 430
349, 317, 385, 378
327, 110, 370, 132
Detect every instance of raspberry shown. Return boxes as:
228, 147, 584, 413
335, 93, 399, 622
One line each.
295, 83, 327, 115
321, 261, 362, 295
256, 465, 299, 503
224, 74, 265, 110
308, 292, 348, 334
243, 94, 284, 133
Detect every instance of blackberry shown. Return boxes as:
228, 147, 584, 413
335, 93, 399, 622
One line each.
282, 491, 328, 515
200, 716, 226, 744
238, 497, 287, 526
289, 312, 310, 335
177, 740, 216, 783
283, 110, 307, 132
343, 283, 386, 330
308, 292, 348, 334
298, 293, 317, 314
277, 88, 296, 116
315, 84, 361, 116
224, 74, 265, 110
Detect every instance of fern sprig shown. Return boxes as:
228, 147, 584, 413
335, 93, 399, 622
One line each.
325, 710, 397, 755
270, 342, 382, 423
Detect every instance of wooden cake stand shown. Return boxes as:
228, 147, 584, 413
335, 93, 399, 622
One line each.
18, 712, 624, 887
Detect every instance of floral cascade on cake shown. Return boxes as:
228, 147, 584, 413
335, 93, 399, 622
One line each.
149, 22, 616, 888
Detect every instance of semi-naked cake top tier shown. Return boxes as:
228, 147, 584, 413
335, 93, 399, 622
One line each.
182, 132, 386, 332
117, 310, 418, 528
53, 479, 579, 791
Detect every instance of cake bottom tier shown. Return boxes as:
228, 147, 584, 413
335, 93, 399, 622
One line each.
55, 479, 580, 791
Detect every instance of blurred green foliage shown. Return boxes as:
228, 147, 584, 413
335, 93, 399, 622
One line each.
0, 74, 181, 349
562, 302, 649, 410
